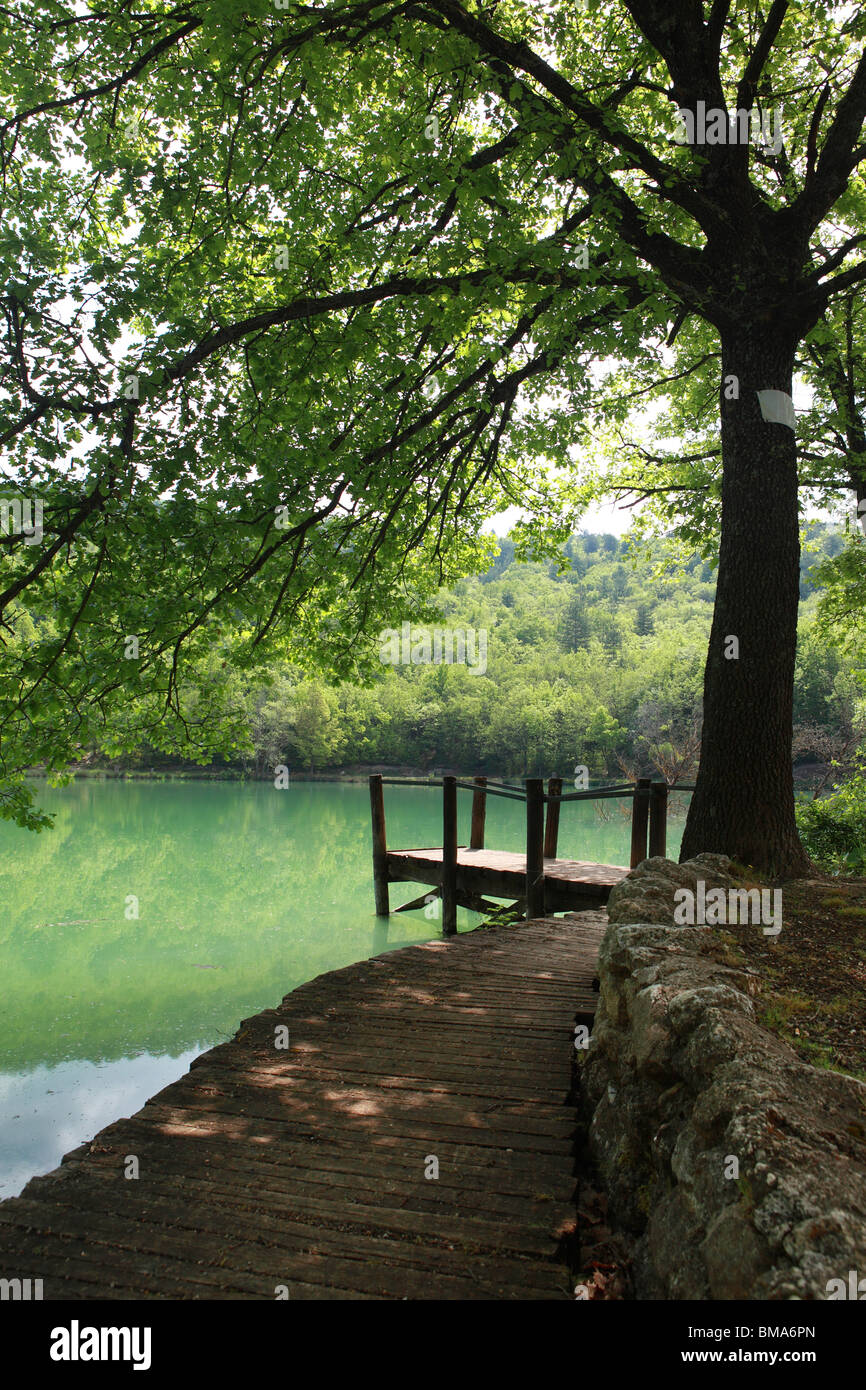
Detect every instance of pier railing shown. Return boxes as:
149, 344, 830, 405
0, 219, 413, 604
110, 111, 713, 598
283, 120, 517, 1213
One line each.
369, 773, 695, 934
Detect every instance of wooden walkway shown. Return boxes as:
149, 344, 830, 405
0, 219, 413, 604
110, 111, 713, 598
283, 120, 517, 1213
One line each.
0, 915, 606, 1300
369, 774, 640, 931
388, 847, 627, 913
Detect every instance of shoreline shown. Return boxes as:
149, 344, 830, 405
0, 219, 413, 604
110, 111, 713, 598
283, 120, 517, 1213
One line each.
24, 767, 499, 785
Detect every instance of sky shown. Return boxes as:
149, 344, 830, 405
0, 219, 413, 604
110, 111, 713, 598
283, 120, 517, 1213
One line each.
489, 498, 633, 537
487, 372, 848, 540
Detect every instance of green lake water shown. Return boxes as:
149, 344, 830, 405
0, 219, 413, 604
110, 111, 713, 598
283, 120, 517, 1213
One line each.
0, 778, 686, 1197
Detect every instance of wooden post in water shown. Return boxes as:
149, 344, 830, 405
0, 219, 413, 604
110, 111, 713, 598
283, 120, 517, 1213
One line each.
470, 777, 487, 850
649, 781, 669, 860
369, 775, 390, 916
630, 777, 651, 869
442, 775, 458, 937
525, 778, 546, 919
544, 776, 563, 860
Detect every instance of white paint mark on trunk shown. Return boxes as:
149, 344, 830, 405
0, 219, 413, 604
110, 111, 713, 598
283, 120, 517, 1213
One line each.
756, 390, 796, 429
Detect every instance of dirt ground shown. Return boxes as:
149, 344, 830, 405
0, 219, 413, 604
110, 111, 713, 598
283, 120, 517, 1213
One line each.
700, 875, 866, 1083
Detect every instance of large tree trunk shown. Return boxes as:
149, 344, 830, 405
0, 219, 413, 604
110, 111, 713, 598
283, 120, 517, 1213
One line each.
680, 325, 811, 877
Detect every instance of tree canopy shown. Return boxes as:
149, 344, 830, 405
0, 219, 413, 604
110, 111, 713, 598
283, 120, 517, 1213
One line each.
1, 2, 865, 868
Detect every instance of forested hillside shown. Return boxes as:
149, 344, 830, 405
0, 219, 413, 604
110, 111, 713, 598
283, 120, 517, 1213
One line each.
84, 525, 858, 786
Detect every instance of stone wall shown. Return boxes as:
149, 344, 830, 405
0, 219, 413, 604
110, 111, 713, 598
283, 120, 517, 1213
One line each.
579, 855, 866, 1299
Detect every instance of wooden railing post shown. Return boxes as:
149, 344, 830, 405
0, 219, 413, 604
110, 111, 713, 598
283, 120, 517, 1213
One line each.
470, 776, 487, 850
630, 777, 651, 869
369, 775, 390, 916
442, 775, 458, 937
544, 776, 562, 860
649, 780, 668, 860
525, 778, 545, 919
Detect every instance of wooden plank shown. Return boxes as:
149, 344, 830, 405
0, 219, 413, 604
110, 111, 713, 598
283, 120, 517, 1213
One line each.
0, 915, 605, 1301
384, 852, 622, 913
388, 847, 626, 884
75, 1130, 577, 1203
0, 1201, 560, 1300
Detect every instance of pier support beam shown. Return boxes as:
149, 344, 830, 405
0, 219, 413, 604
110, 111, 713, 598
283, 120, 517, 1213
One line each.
442, 775, 458, 936
544, 777, 563, 860
470, 777, 487, 850
525, 779, 545, 919
369, 774, 390, 916
649, 781, 668, 860
630, 777, 651, 869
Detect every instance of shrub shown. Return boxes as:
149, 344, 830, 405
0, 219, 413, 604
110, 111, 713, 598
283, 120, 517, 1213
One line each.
796, 763, 866, 873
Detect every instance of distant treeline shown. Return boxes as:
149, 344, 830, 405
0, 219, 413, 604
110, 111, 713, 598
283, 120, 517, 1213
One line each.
79, 525, 856, 784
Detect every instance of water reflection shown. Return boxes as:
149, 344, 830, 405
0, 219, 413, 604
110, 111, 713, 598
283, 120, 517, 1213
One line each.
0, 778, 685, 1195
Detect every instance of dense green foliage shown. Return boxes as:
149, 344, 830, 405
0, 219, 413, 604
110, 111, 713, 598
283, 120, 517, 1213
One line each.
86, 525, 859, 782
2, 2, 866, 870
796, 760, 866, 874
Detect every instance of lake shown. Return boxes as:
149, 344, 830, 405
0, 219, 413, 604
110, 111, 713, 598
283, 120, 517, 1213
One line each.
0, 777, 686, 1197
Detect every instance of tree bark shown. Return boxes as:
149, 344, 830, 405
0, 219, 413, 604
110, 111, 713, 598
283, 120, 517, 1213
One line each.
680, 324, 811, 877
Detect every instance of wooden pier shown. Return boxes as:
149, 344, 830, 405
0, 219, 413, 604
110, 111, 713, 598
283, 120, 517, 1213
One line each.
370, 773, 680, 933
0, 914, 606, 1300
